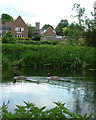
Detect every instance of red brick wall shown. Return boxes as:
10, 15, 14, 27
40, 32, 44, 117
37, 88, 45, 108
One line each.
11, 16, 28, 38
44, 27, 56, 36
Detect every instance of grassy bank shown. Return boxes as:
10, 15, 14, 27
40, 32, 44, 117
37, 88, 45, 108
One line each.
2, 44, 95, 70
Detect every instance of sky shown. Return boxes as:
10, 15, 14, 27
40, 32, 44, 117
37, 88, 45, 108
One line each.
0, 0, 95, 29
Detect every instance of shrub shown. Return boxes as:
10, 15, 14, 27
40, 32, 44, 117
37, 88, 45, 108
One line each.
15, 37, 31, 40
26, 38, 31, 40
40, 40, 59, 45
31, 34, 42, 41
2, 31, 16, 43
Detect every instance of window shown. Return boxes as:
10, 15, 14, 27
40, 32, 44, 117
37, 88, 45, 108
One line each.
14, 35, 24, 38
15, 27, 24, 33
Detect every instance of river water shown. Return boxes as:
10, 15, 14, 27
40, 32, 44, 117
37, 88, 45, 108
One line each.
0, 68, 96, 117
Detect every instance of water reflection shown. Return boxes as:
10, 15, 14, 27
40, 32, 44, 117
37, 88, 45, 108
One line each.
1, 68, 96, 116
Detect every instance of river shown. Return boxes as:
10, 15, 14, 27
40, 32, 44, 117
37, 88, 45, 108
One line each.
0, 68, 96, 117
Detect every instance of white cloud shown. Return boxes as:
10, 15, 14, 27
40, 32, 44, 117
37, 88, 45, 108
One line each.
0, 0, 95, 28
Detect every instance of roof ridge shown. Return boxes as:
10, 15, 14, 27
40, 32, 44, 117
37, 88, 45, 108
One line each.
13, 16, 27, 27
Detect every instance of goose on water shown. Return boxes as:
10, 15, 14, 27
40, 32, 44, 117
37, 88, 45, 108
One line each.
13, 72, 26, 82
48, 73, 60, 81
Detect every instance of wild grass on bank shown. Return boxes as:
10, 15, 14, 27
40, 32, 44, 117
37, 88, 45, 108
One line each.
2, 44, 95, 70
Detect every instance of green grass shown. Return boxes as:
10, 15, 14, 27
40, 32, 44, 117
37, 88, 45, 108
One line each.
2, 44, 95, 70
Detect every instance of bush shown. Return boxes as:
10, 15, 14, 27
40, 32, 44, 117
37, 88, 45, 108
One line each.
40, 40, 59, 45
31, 34, 42, 41
2, 31, 16, 43
16, 40, 59, 45
15, 37, 31, 40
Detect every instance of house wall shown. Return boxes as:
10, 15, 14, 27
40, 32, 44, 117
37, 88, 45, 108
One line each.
44, 27, 56, 37
11, 16, 28, 38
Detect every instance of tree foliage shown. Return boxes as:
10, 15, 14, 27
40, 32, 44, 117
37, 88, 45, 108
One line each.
72, 3, 85, 26
27, 24, 34, 38
42, 24, 54, 30
1, 13, 14, 22
71, 3, 95, 46
62, 23, 85, 45
62, 27, 70, 36
55, 19, 69, 36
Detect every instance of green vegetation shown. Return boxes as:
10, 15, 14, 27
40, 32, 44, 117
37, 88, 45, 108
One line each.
1, 13, 14, 22
27, 24, 34, 38
2, 44, 95, 70
2, 31, 16, 43
42, 24, 54, 30
32, 34, 42, 41
66, 3, 95, 46
55, 19, 69, 36
15, 37, 31, 40
1, 101, 94, 119
15, 39, 59, 45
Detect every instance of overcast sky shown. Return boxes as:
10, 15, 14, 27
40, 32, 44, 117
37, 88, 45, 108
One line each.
0, 0, 95, 28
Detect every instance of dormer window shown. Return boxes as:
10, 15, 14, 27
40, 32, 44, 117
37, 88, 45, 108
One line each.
15, 27, 24, 33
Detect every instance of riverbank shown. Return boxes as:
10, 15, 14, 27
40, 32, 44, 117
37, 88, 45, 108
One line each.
2, 44, 95, 70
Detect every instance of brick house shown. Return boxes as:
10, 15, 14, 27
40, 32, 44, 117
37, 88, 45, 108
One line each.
1, 16, 28, 38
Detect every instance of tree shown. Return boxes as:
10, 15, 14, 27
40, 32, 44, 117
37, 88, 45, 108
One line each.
42, 24, 54, 30
66, 23, 84, 45
55, 19, 69, 36
1, 14, 14, 22
62, 27, 70, 36
72, 3, 85, 27
84, 17, 95, 46
2, 31, 16, 43
72, 3, 96, 46
27, 24, 34, 38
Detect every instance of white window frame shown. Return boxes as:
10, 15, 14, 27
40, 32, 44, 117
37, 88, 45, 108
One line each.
15, 27, 24, 33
